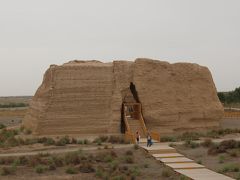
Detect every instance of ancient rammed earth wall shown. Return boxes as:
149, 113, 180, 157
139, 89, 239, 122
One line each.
23, 59, 223, 135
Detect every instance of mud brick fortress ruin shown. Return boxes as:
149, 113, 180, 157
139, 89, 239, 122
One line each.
23, 58, 223, 137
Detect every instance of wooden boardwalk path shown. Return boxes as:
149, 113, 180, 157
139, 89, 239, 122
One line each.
140, 142, 233, 180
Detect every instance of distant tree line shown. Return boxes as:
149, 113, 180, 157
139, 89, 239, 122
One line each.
0, 102, 29, 108
218, 87, 240, 104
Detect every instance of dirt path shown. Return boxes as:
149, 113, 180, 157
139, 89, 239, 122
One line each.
0, 144, 133, 157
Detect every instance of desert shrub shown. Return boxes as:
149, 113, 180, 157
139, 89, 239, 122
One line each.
180, 175, 189, 180
197, 160, 202, 164
104, 145, 109, 149
125, 150, 133, 156
37, 137, 47, 143
0, 129, 18, 144
64, 152, 80, 165
16, 156, 28, 166
0, 166, 16, 176
208, 140, 239, 155
44, 138, 55, 146
24, 138, 38, 145
99, 135, 108, 142
160, 136, 177, 142
50, 156, 64, 167
35, 165, 47, 174
4, 136, 19, 147
0, 102, 28, 108
201, 139, 214, 147
129, 166, 140, 177
112, 175, 125, 180
229, 150, 238, 157
133, 144, 139, 150
220, 140, 238, 149
48, 160, 57, 171
77, 140, 83, 144
184, 140, 200, 149
0, 124, 6, 129
180, 132, 202, 141
24, 129, 32, 135
20, 126, 25, 132
38, 152, 50, 158
55, 139, 67, 146
143, 163, 149, 168
83, 139, 89, 145
28, 155, 42, 167
108, 136, 125, 144
124, 156, 134, 164
65, 166, 78, 174
79, 162, 95, 173
71, 138, 77, 144
109, 160, 119, 172
104, 155, 113, 163
219, 164, 240, 173
218, 155, 225, 164
110, 150, 117, 158
95, 139, 102, 146
206, 130, 220, 138
161, 169, 171, 177
95, 168, 104, 178
0, 157, 15, 165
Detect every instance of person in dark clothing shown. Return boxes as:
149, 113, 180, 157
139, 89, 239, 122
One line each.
147, 132, 152, 147
136, 131, 140, 144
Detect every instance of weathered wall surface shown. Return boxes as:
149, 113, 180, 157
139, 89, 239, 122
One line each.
133, 59, 223, 134
24, 59, 223, 135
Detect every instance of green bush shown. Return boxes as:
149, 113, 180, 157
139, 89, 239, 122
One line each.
77, 140, 83, 144
143, 163, 149, 168
0, 166, 16, 176
184, 140, 200, 149
208, 140, 239, 155
79, 162, 95, 173
0, 102, 28, 108
64, 152, 80, 165
50, 156, 64, 167
35, 165, 47, 174
43, 138, 55, 146
134, 144, 139, 150
83, 139, 89, 145
161, 169, 171, 177
55, 137, 68, 146
65, 166, 78, 174
124, 156, 134, 164
24, 129, 32, 135
218, 155, 225, 164
99, 135, 108, 142
108, 136, 125, 144
201, 139, 214, 147
0, 124, 6, 129
95, 168, 104, 178
125, 150, 133, 156
71, 138, 77, 144
160, 136, 177, 142
104, 155, 113, 163
180, 132, 202, 141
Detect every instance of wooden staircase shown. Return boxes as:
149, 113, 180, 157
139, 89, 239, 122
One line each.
123, 103, 160, 143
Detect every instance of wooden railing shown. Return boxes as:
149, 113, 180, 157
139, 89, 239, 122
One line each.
123, 106, 131, 132
139, 104, 148, 136
123, 102, 161, 143
124, 131, 136, 143
150, 131, 161, 142
224, 111, 240, 118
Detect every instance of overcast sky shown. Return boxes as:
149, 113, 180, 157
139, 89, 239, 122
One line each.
0, 0, 239, 96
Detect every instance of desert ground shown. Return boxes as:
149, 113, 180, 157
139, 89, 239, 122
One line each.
0, 97, 240, 179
